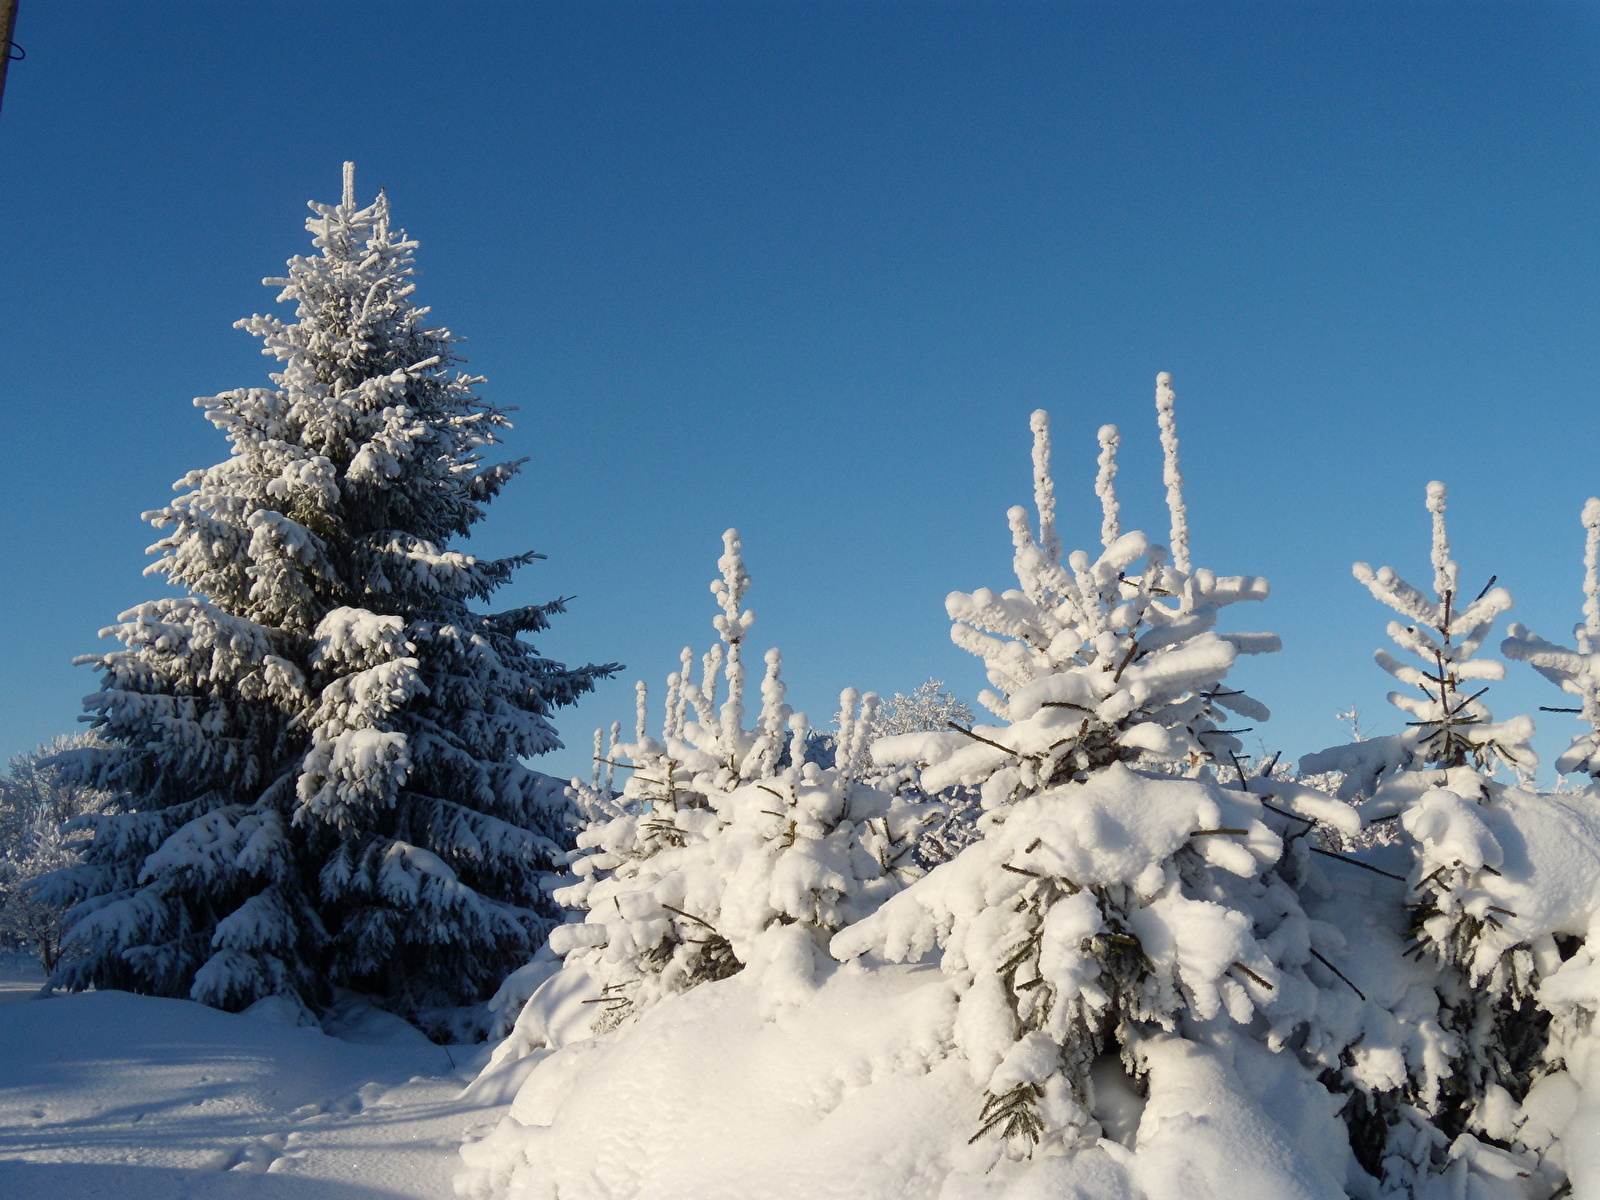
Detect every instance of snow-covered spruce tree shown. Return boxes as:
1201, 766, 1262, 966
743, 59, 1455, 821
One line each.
33, 165, 613, 1024
1299, 483, 1569, 1192
536, 530, 936, 1035
836, 377, 1356, 1164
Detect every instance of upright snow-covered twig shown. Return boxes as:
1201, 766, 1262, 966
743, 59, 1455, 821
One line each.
1154, 372, 1190, 574
603, 723, 620, 795
1030, 410, 1062, 564
1585, 496, 1600, 640
1504, 498, 1600, 777
1427, 480, 1457, 599
711, 530, 754, 748
1094, 423, 1120, 549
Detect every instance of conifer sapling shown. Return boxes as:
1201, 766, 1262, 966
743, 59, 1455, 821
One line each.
839, 376, 1349, 1163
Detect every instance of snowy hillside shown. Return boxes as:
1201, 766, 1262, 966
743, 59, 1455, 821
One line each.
458, 897, 1359, 1200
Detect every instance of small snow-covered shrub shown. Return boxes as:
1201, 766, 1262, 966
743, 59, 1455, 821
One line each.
0, 735, 110, 973
871, 679, 975, 739
540, 532, 938, 1034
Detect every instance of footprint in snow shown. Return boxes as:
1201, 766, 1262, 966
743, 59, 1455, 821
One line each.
208, 1131, 307, 1174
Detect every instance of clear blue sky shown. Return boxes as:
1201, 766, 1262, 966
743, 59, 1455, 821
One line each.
3, 2, 1600, 784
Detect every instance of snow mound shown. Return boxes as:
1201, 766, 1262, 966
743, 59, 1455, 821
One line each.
456, 960, 1354, 1200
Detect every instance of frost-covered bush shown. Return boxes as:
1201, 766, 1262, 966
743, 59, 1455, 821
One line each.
0, 735, 110, 973
871, 679, 975, 738
33, 165, 614, 1024
863, 680, 986, 865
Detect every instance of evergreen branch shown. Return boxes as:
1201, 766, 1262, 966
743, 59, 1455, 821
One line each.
1231, 962, 1274, 990
968, 1083, 1045, 1145
1258, 799, 1314, 826
945, 722, 1018, 757
1308, 847, 1407, 881
1228, 749, 1251, 789
1308, 947, 1366, 1000
660, 903, 718, 932
594, 759, 669, 788
1111, 642, 1140, 682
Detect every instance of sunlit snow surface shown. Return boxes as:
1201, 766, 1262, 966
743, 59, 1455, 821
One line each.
0, 976, 507, 1199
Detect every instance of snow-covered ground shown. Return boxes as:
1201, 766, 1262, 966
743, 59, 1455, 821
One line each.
0, 961, 506, 1199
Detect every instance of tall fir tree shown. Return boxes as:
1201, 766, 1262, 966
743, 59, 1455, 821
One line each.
37, 164, 615, 1024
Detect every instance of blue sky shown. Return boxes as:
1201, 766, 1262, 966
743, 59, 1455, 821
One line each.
3, 2, 1600, 784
